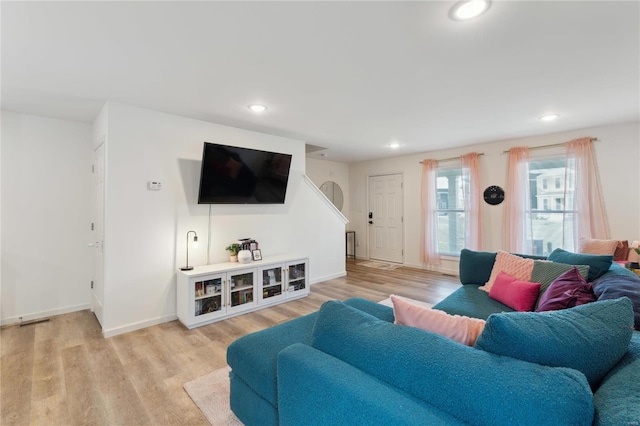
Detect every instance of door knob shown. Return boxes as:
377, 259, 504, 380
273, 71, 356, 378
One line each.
368, 221, 373, 224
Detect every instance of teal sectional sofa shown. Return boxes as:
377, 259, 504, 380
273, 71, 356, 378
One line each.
227, 250, 640, 425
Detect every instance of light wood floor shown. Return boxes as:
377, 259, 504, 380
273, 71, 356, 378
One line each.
0, 259, 459, 426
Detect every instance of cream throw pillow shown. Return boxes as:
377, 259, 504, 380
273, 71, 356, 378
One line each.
479, 251, 534, 293
391, 295, 486, 346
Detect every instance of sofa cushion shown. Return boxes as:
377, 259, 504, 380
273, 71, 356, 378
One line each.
536, 267, 595, 312
480, 251, 535, 293
488, 272, 541, 312
548, 248, 613, 281
593, 332, 640, 425
433, 284, 514, 320
391, 295, 485, 346
311, 300, 594, 426
277, 344, 467, 426
613, 240, 629, 261
475, 297, 634, 386
579, 238, 619, 256
226, 297, 393, 407
459, 249, 496, 285
602, 262, 639, 279
592, 274, 640, 330
531, 260, 590, 300
227, 311, 319, 406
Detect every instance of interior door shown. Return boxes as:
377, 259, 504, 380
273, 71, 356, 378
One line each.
91, 141, 105, 326
368, 174, 404, 263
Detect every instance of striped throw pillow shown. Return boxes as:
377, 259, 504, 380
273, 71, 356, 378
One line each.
531, 260, 590, 307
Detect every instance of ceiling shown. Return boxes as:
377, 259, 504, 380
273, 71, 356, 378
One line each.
2, 1, 638, 163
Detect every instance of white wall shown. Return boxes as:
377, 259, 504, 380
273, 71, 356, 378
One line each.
1, 111, 92, 324
305, 157, 351, 223
348, 122, 640, 274
101, 103, 345, 336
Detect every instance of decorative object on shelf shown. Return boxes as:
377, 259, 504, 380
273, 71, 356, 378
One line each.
180, 230, 199, 271
238, 238, 259, 251
195, 282, 204, 297
226, 243, 241, 262
238, 249, 252, 264
483, 185, 505, 205
252, 249, 262, 261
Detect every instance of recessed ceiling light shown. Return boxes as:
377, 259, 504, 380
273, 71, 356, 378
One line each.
389, 142, 400, 149
540, 114, 560, 122
449, 0, 491, 21
248, 104, 267, 113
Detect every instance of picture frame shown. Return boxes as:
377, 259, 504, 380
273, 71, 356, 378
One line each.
252, 249, 262, 261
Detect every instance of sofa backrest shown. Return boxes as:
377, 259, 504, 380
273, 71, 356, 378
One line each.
311, 300, 594, 426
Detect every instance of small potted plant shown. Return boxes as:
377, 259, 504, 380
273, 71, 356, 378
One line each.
226, 243, 241, 262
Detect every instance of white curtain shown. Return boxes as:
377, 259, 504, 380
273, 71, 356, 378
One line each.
461, 153, 482, 250
565, 137, 608, 249
505, 147, 533, 253
420, 159, 441, 265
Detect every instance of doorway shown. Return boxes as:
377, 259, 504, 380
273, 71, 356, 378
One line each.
91, 141, 105, 326
368, 174, 404, 263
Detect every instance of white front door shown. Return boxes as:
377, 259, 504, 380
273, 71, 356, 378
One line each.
91, 141, 105, 326
368, 174, 404, 263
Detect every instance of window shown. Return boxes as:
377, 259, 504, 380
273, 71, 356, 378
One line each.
436, 166, 465, 255
528, 156, 575, 256
505, 138, 606, 257
555, 198, 563, 210
422, 153, 481, 265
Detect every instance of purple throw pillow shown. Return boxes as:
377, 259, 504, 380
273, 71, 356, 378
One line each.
535, 267, 596, 312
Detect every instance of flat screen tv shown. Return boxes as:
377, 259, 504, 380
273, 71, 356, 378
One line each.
197, 142, 293, 204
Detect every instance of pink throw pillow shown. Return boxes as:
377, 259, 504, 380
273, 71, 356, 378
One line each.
479, 251, 534, 293
391, 295, 486, 346
488, 271, 541, 312
579, 238, 619, 256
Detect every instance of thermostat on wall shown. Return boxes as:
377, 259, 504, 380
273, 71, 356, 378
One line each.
148, 181, 162, 190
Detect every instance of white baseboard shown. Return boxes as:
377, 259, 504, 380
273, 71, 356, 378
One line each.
0, 303, 91, 327
310, 270, 346, 285
102, 314, 178, 338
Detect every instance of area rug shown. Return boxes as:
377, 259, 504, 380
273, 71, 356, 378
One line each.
183, 366, 243, 426
358, 260, 402, 270
379, 295, 433, 309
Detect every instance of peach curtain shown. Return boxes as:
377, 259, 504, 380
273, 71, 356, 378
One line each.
461, 153, 482, 250
420, 159, 441, 266
505, 147, 533, 253
565, 137, 608, 248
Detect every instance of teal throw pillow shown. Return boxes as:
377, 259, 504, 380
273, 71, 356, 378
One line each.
474, 297, 634, 386
547, 248, 613, 281
459, 249, 496, 285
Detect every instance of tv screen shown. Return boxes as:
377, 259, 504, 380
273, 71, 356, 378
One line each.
197, 142, 293, 204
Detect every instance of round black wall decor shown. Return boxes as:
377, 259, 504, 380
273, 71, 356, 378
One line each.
483, 185, 505, 205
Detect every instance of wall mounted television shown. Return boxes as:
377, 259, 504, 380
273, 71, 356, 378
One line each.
197, 142, 293, 204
